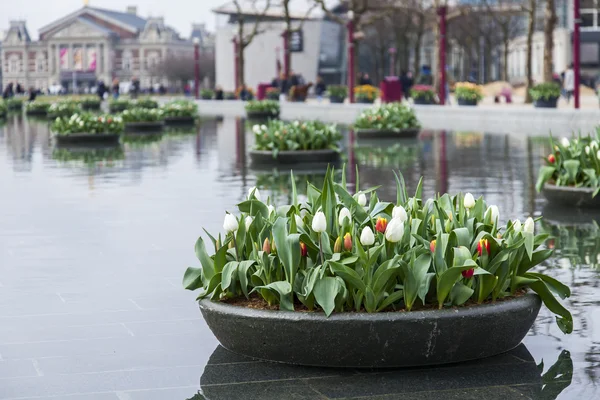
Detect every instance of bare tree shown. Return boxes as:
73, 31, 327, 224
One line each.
280, 0, 317, 77
233, 0, 272, 87
524, 0, 536, 103
543, 0, 557, 82
153, 53, 215, 90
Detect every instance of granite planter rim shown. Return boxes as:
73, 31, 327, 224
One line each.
124, 121, 164, 132
198, 293, 541, 368
53, 133, 121, 145
542, 183, 600, 208
355, 127, 420, 139
246, 110, 280, 120
249, 149, 340, 166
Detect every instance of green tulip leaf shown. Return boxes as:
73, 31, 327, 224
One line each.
195, 237, 215, 282
314, 276, 343, 316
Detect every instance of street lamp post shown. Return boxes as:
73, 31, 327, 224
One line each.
193, 37, 200, 99
347, 10, 355, 104
388, 47, 396, 77
574, 0, 581, 109
437, 6, 447, 105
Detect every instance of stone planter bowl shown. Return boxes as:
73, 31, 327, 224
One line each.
413, 97, 436, 105
457, 98, 478, 106
164, 116, 196, 126
124, 121, 164, 133
81, 103, 101, 111
25, 109, 48, 116
245, 111, 280, 120
330, 96, 345, 104
542, 183, 600, 208
249, 149, 340, 166
355, 128, 420, 140
54, 133, 120, 145
534, 97, 558, 108
199, 293, 541, 368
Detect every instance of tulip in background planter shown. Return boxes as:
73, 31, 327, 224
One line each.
201, 89, 214, 100
530, 83, 561, 109
245, 100, 280, 120
161, 100, 198, 126
25, 101, 51, 116
410, 85, 437, 105
121, 108, 165, 133
51, 113, 123, 145
455, 82, 483, 106
354, 103, 421, 139
183, 170, 573, 368
328, 85, 348, 104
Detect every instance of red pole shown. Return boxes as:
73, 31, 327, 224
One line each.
347, 17, 355, 104
574, 0, 581, 109
438, 6, 447, 105
194, 39, 200, 100
233, 38, 240, 90
282, 31, 290, 78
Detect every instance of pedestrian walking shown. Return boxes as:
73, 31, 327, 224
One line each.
112, 78, 120, 99
564, 64, 575, 104
315, 76, 326, 102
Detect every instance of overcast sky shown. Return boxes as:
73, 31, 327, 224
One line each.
0, 0, 228, 39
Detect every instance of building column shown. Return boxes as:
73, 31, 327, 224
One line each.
104, 43, 110, 80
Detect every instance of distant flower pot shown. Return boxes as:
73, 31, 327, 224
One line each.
164, 116, 196, 125
330, 96, 345, 104
109, 105, 129, 113
457, 98, 478, 106
542, 183, 600, 208
357, 98, 375, 104
81, 103, 101, 111
246, 111, 280, 120
534, 97, 558, 108
413, 97, 436, 105
124, 121, 164, 133
54, 133, 120, 146
199, 293, 541, 367
249, 149, 340, 165
355, 128, 420, 139
25, 109, 48, 116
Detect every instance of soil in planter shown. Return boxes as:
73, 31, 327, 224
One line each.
221, 289, 527, 313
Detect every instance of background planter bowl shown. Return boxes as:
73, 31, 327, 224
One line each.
330, 96, 345, 104
124, 121, 164, 132
109, 105, 129, 113
542, 183, 600, 208
534, 97, 558, 108
199, 293, 541, 368
164, 116, 196, 125
26, 109, 48, 116
81, 103, 101, 111
245, 111, 280, 120
54, 133, 120, 145
413, 97, 436, 105
249, 149, 339, 165
357, 99, 375, 104
355, 128, 420, 139
457, 98, 478, 106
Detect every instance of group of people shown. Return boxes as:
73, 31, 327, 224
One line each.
271, 71, 307, 101
2, 82, 24, 99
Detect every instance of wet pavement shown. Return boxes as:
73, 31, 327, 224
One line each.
0, 114, 597, 399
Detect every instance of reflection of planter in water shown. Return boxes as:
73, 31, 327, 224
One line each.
124, 121, 164, 133
245, 111, 280, 120
54, 133, 121, 145
122, 132, 164, 145
542, 183, 600, 208
355, 128, 420, 139
199, 293, 541, 368
52, 146, 124, 164
164, 116, 196, 126
249, 149, 340, 166
354, 143, 420, 168
542, 203, 600, 226
534, 97, 558, 108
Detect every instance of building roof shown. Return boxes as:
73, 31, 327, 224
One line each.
7, 21, 31, 43
77, 16, 117, 35
213, 1, 320, 20
87, 6, 148, 30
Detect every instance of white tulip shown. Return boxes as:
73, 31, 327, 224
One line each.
338, 207, 352, 225
597, 150, 600, 160
295, 214, 304, 228
360, 226, 375, 246
385, 218, 405, 243
356, 193, 367, 207
392, 206, 408, 222
586, 146, 591, 155
267, 205, 275, 216
252, 125, 261, 134
523, 217, 535, 234
513, 219, 522, 232
592, 140, 599, 150
486, 205, 499, 224
223, 213, 239, 233
245, 216, 254, 228
248, 187, 261, 201
561, 137, 570, 147
463, 193, 476, 209
312, 211, 327, 233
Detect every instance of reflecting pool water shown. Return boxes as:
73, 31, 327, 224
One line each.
0, 114, 596, 399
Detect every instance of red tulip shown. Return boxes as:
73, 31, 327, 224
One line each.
262, 238, 271, 253
344, 233, 352, 251
548, 154, 556, 163
462, 269, 474, 279
300, 242, 308, 257
375, 217, 388, 233
430, 239, 436, 253
477, 239, 490, 256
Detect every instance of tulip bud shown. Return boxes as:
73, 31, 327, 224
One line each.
294, 214, 304, 228
356, 193, 367, 207
228, 240, 234, 249
463, 193, 475, 209
223, 213, 239, 233
523, 217, 535, 234
248, 187, 261, 201
477, 238, 490, 256
385, 218, 404, 243
334, 237, 342, 253
262, 238, 271, 253
547, 154, 556, 163
375, 217, 388, 233
312, 211, 327, 233
462, 269, 474, 279
338, 207, 352, 226
343, 233, 352, 251
360, 226, 375, 246
513, 219, 522, 232
597, 150, 600, 160
430, 239, 436, 253
245, 216, 253, 228
585, 146, 591, 155
267, 205, 275, 216
392, 206, 408, 222
561, 137, 570, 147
485, 205, 499, 225
300, 242, 308, 257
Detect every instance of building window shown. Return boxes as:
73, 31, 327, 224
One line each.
8, 55, 19, 73
581, 0, 600, 29
36, 54, 46, 72
122, 50, 133, 71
